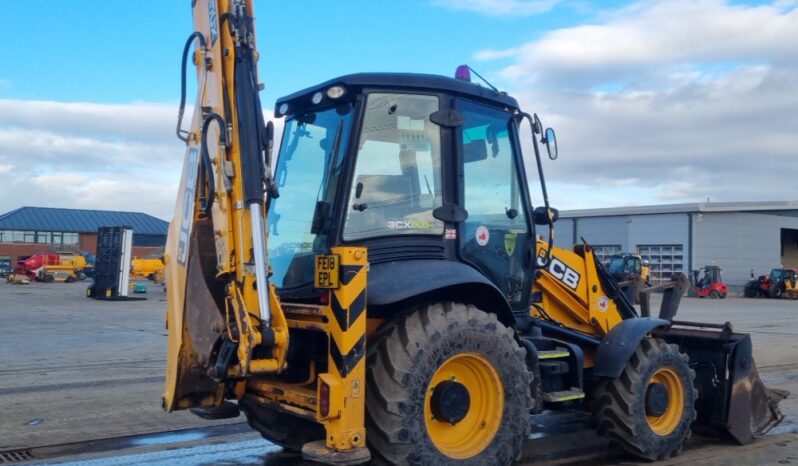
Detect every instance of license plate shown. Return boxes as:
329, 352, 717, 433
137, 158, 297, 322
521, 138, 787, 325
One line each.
314, 254, 340, 289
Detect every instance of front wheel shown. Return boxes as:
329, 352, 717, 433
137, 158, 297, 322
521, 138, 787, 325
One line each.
366, 303, 533, 466
592, 338, 697, 461
708, 290, 719, 299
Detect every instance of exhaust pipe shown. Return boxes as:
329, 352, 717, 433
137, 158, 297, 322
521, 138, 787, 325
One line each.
659, 323, 788, 444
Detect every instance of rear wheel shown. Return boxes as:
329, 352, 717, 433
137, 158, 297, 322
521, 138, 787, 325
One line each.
770, 285, 784, 299
366, 302, 532, 466
708, 290, 719, 299
592, 338, 696, 461
240, 397, 324, 452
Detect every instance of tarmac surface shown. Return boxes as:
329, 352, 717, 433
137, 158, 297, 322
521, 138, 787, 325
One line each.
1, 280, 797, 465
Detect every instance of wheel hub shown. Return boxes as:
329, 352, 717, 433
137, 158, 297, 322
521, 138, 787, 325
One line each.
645, 382, 669, 417
430, 380, 471, 424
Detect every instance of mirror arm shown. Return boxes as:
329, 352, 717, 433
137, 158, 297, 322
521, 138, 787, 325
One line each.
519, 111, 554, 268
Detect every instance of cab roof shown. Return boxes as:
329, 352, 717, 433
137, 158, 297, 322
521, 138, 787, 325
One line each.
274, 72, 520, 117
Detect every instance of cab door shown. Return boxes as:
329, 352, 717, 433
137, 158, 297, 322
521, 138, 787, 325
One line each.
456, 100, 533, 311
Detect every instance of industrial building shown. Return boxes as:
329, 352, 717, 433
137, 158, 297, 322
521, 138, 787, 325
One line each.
546, 201, 798, 290
0, 206, 169, 267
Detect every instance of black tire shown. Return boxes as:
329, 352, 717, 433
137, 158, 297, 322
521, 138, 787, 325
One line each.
708, 290, 719, 299
744, 284, 757, 298
769, 285, 784, 299
719, 292, 727, 299
44, 273, 55, 283
240, 397, 324, 452
366, 302, 532, 466
65, 275, 75, 283
592, 338, 696, 461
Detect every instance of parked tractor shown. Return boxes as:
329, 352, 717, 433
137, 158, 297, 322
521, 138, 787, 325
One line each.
745, 268, 798, 299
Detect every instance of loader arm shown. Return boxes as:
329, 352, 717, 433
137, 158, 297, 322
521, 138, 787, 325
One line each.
163, 0, 288, 411
530, 238, 787, 443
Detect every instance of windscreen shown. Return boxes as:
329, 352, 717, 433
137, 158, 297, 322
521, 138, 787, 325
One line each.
608, 256, 625, 275
268, 104, 353, 289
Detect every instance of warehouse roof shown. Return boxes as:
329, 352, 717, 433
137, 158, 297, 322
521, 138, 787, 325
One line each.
0, 207, 169, 235
561, 200, 798, 219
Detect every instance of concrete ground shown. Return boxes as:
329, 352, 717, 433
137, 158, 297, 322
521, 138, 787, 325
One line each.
1, 280, 797, 465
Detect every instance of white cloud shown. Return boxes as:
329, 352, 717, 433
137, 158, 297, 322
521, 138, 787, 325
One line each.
0, 100, 186, 219
479, 0, 798, 87
432, 0, 559, 16
478, 0, 798, 208
0, 99, 282, 220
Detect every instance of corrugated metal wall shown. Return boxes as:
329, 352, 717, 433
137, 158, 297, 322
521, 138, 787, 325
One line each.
693, 212, 798, 288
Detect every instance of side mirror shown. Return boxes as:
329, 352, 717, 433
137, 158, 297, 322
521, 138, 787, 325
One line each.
542, 127, 558, 160
533, 206, 559, 225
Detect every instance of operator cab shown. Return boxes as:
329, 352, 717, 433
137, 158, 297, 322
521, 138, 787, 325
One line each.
267, 72, 556, 320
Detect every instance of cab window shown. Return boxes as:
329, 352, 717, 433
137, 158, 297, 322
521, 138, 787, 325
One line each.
343, 93, 444, 241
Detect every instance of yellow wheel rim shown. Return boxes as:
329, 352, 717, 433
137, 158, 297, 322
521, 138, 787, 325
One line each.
424, 352, 504, 459
646, 367, 684, 436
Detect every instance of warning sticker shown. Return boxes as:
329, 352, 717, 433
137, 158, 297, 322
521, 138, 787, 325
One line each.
598, 296, 609, 313
476, 226, 490, 246
445, 229, 457, 240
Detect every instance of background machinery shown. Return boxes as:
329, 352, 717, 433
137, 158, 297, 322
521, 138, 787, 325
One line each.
690, 265, 728, 299
8, 252, 90, 283
131, 257, 165, 283
745, 267, 798, 299
607, 252, 650, 283
164, 1, 786, 464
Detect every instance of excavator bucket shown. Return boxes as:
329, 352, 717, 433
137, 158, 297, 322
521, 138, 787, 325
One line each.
660, 323, 788, 444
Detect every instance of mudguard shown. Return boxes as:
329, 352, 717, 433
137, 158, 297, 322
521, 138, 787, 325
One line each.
593, 317, 671, 378
367, 260, 515, 326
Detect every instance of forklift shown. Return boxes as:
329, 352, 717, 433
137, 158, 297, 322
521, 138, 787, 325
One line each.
690, 265, 728, 299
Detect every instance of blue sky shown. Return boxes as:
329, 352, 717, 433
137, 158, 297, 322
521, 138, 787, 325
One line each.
1, 0, 625, 105
0, 0, 796, 219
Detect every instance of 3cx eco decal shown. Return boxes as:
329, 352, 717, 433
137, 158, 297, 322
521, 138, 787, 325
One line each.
537, 251, 581, 290
387, 218, 431, 229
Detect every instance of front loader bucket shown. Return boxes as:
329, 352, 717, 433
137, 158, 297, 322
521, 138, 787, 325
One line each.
659, 323, 788, 444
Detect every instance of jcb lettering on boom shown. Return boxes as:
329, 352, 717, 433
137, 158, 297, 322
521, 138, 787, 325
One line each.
177, 148, 199, 265
538, 253, 580, 290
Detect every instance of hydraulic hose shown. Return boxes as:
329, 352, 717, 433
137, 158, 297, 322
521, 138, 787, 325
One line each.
176, 32, 206, 143
199, 113, 226, 217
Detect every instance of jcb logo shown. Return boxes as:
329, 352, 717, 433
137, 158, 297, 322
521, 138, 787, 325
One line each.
537, 253, 581, 290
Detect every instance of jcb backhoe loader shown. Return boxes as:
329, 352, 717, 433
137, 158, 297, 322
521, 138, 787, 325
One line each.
164, 1, 786, 464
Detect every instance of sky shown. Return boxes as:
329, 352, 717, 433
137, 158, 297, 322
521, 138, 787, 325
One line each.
0, 0, 796, 220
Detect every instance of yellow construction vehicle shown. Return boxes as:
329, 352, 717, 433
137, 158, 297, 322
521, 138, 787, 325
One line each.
131, 257, 165, 282
163, 1, 786, 464
607, 252, 650, 283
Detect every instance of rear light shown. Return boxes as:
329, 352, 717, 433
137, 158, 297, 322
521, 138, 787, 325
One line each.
320, 381, 330, 417
319, 291, 329, 305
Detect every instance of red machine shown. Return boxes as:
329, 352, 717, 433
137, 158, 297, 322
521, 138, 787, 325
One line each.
13, 253, 61, 281
691, 265, 728, 298
745, 268, 798, 298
